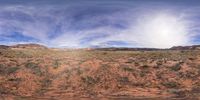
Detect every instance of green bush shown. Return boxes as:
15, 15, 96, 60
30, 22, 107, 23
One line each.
167, 89, 187, 97
139, 69, 149, 77
81, 76, 96, 85
0, 87, 8, 94
134, 62, 140, 66
25, 62, 42, 76
156, 60, 163, 66
0, 64, 19, 75
0, 64, 4, 74
162, 81, 179, 88
119, 77, 129, 84
25, 62, 38, 69
52, 59, 60, 69
123, 67, 134, 72
6, 67, 19, 74
171, 63, 181, 71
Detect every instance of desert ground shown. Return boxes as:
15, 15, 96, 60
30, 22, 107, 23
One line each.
0, 45, 200, 100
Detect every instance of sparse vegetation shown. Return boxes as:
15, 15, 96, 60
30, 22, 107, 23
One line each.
167, 89, 187, 97
156, 60, 163, 66
162, 81, 180, 88
81, 76, 97, 85
25, 62, 38, 69
140, 70, 149, 77
52, 59, 60, 69
123, 67, 135, 72
0, 47, 200, 99
119, 76, 129, 84
25, 62, 42, 76
171, 63, 181, 71
140, 64, 149, 69
0, 64, 19, 75
0, 87, 8, 94
8, 77, 22, 82
6, 67, 20, 74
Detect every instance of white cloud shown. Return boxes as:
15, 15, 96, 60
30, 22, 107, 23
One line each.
78, 11, 193, 48
0, 4, 199, 48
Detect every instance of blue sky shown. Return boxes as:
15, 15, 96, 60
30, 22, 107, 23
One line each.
0, 0, 200, 48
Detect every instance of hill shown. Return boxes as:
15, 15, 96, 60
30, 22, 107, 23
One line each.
11, 44, 47, 49
0, 45, 9, 49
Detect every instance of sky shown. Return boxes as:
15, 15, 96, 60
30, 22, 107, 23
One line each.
0, 0, 200, 48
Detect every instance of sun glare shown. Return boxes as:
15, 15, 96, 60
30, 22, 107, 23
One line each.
136, 13, 190, 48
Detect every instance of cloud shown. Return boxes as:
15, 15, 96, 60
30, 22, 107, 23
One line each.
119, 12, 191, 48
0, 1, 200, 48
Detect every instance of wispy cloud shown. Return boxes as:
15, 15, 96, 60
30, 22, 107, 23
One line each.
0, 0, 200, 48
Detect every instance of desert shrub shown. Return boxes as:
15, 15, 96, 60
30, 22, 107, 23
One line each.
41, 78, 52, 87
171, 63, 181, 71
2, 50, 29, 58
37, 78, 52, 94
191, 87, 200, 93
25, 62, 42, 76
15, 51, 27, 58
0, 64, 4, 74
162, 81, 180, 88
81, 76, 97, 85
132, 82, 145, 87
168, 89, 187, 97
140, 71, 146, 77
76, 68, 83, 75
177, 72, 185, 78
6, 67, 19, 74
52, 59, 60, 69
156, 72, 162, 79
134, 62, 140, 66
0, 65, 19, 75
119, 77, 129, 83
103, 52, 107, 55
0, 64, 3, 67
99, 64, 110, 71
140, 64, 149, 69
10, 59, 17, 63
25, 62, 38, 69
34, 67, 43, 76
178, 70, 197, 78
125, 58, 134, 63
140, 70, 148, 77
8, 77, 21, 82
180, 50, 185, 53
188, 57, 195, 60
156, 60, 163, 66
123, 67, 135, 72
186, 71, 197, 78
0, 87, 8, 94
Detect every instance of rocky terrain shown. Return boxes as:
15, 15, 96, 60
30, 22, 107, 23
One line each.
0, 44, 200, 100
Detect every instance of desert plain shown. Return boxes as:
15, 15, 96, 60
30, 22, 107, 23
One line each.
0, 44, 200, 100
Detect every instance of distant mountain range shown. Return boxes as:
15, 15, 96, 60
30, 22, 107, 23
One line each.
170, 45, 200, 50
11, 44, 47, 49
0, 43, 200, 50
0, 44, 47, 49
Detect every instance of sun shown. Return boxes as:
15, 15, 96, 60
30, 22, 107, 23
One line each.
135, 13, 190, 48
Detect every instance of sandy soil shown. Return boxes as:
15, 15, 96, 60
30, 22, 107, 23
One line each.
0, 48, 199, 99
